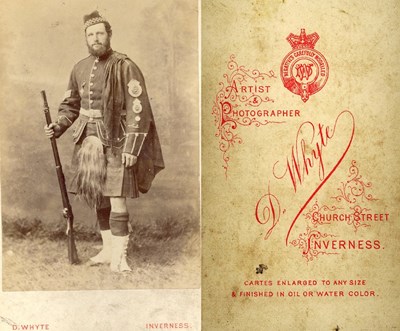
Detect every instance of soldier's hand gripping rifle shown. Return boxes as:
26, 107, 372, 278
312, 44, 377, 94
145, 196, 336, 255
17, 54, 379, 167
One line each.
41, 90, 79, 264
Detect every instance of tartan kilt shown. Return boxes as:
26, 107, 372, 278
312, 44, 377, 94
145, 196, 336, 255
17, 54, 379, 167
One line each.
67, 122, 139, 198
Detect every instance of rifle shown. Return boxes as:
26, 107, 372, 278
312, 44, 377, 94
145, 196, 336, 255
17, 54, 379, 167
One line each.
41, 90, 79, 264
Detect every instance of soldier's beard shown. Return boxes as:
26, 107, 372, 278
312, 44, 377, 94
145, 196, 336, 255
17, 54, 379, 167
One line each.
87, 38, 111, 57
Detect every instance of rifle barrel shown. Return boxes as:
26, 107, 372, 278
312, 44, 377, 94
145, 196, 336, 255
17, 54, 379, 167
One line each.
41, 90, 79, 264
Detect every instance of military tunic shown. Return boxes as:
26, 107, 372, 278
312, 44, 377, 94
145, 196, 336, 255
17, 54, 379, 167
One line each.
56, 49, 164, 197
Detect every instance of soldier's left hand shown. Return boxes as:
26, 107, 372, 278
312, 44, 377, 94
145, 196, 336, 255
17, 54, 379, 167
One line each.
122, 153, 137, 167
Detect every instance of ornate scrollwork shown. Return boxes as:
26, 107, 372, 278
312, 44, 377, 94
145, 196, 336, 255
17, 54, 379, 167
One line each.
212, 55, 280, 177
332, 160, 377, 204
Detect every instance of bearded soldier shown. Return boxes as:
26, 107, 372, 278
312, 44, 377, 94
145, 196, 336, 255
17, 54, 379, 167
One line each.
44, 11, 164, 272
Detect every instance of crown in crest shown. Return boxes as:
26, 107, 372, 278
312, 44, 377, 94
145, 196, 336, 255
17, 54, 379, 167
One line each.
286, 29, 319, 49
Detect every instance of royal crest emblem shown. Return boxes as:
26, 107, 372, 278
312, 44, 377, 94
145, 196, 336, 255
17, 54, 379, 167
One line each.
280, 29, 329, 102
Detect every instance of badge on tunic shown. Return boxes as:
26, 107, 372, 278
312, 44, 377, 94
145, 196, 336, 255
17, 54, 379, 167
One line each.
63, 89, 72, 100
128, 79, 142, 97
135, 115, 141, 122
132, 98, 143, 113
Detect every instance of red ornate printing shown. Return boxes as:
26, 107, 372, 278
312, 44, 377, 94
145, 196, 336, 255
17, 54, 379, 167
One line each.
212, 54, 280, 176
332, 160, 377, 204
280, 29, 329, 102
349, 205, 371, 232
289, 226, 338, 262
254, 111, 355, 245
277, 111, 355, 244
289, 201, 339, 261
305, 199, 371, 233
290, 160, 378, 261
304, 200, 342, 227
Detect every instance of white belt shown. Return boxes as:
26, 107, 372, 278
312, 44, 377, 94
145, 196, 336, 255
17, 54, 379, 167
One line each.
80, 108, 103, 119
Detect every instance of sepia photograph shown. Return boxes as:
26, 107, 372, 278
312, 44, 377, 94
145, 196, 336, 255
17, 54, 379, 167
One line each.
1, 0, 199, 292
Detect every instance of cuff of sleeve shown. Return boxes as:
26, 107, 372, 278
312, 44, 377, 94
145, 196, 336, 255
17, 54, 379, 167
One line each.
57, 115, 73, 128
123, 133, 147, 156
55, 116, 73, 138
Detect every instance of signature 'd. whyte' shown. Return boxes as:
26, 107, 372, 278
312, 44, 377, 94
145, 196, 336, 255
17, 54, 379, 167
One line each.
255, 110, 356, 244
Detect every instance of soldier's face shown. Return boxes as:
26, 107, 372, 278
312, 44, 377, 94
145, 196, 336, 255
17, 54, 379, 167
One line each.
85, 23, 111, 57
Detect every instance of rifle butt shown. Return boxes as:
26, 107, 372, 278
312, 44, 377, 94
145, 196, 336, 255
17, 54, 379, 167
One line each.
67, 229, 80, 265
